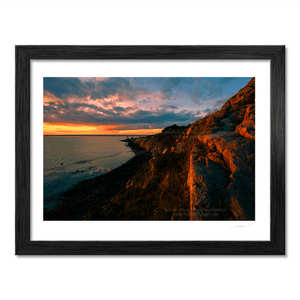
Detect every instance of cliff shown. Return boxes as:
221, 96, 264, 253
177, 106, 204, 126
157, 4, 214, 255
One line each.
85, 78, 255, 221
185, 78, 255, 220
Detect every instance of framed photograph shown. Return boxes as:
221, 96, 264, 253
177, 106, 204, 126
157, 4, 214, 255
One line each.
15, 46, 285, 255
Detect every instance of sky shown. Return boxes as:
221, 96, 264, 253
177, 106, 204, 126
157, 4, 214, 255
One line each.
43, 77, 252, 135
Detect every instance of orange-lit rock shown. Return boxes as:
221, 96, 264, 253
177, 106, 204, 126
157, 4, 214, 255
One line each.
129, 78, 255, 220
186, 78, 255, 220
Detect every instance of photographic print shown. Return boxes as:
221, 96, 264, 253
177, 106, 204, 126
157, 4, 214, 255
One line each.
43, 77, 255, 221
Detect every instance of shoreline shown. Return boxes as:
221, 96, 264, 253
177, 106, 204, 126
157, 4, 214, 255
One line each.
44, 139, 151, 220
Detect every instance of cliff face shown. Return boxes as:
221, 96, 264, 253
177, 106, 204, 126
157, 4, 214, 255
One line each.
187, 78, 255, 220
131, 78, 255, 220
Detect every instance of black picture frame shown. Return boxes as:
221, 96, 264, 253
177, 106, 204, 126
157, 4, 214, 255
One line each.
15, 46, 285, 255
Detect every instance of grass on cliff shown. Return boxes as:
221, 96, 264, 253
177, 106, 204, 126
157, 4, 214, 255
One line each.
87, 150, 191, 220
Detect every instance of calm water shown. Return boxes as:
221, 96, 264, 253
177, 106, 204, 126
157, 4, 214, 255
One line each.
44, 136, 140, 212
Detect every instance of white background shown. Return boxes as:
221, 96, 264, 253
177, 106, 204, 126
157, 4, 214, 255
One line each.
31, 60, 270, 241
0, 1, 298, 300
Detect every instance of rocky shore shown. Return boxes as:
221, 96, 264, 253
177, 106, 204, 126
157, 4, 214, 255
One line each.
44, 140, 151, 220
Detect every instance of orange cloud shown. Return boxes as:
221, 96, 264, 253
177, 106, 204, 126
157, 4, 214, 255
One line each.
43, 91, 65, 106
78, 77, 110, 83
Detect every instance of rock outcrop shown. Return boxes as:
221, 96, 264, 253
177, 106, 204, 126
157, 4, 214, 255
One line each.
131, 78, 255, 220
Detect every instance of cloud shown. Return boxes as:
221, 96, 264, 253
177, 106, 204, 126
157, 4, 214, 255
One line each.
160, 104, 179, 110
43, 77, 252, 130
152, 77, 250, 105
113, 106, 125, 111
44, 77, 149, 102
44, 78, 90, 98
43, 90, 199, 129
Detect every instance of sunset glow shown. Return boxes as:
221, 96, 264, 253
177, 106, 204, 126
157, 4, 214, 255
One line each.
43, 77, 252, 135
43, 122, 163, 136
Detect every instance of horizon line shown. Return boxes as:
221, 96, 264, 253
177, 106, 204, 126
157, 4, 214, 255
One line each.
43, 134, 150, 137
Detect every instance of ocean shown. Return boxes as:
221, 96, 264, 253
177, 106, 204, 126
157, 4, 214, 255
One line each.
44, 135, 140, 212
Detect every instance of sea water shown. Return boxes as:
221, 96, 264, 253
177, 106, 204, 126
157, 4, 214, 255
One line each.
44, 136, 139, 211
